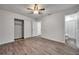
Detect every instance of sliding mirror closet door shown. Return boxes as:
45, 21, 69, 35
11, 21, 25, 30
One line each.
14, 19, 24, 39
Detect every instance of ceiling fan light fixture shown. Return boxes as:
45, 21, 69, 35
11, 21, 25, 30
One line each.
33, 10, 39, 14
27, 4, 45, 15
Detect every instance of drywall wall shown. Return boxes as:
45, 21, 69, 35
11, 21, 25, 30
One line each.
0, 10, 33, 44
76, 11, 79, 48
24, 19, 32, 38
0, 15, 3, 44
41, 13, 65, 43
41, 6, 79, 43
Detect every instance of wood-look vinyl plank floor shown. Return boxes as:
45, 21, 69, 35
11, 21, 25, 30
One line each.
0, 37, 79, 55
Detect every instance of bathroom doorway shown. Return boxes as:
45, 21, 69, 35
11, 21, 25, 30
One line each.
65, 14, 77, 48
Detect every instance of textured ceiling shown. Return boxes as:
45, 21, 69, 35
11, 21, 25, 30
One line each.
0, 4, 78, 19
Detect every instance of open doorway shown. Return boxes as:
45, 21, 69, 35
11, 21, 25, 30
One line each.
32, 21, 41, 37
65, 14, 77, 48
14, 19, 24, 40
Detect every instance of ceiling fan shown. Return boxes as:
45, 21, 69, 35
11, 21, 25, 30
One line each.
27, 4, 45, 14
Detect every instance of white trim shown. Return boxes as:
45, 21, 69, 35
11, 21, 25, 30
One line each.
0, 40, 14, 45
41, 36, 65, 43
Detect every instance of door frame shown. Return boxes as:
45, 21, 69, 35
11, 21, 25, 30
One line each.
14, 18, 24, 39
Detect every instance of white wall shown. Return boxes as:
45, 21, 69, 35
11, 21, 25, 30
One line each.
41, 13, 65, 43
76, 11, 79, 48
24, 19, 32, 38
0, 15, 3, 44
41, 6, 79, 43
0, 10, 33, 44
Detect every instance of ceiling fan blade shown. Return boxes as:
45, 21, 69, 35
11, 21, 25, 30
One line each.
27, 8, 33, 10
39, 8, 45, 11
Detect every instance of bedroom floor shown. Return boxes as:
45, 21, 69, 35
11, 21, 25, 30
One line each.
0, 36, 79, 55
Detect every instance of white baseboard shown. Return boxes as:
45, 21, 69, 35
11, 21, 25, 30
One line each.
41, 36, 65, 43
0, 40, 14, 45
